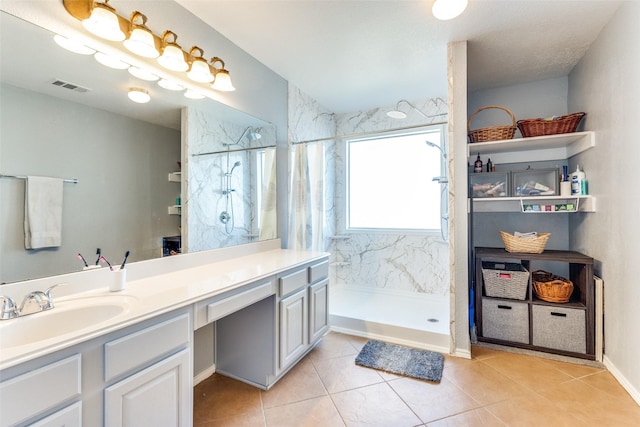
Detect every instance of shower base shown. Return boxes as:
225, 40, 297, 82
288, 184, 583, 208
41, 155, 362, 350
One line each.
329, 285, 450, 353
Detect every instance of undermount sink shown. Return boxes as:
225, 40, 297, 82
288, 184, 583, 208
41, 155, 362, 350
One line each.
0, 295, 137, 349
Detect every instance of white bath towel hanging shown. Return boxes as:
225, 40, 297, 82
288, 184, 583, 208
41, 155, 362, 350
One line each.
24, 176, 64, 249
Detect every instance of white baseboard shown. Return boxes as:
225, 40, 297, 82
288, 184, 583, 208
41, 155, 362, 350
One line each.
193, 364, 216, 386
330, 325, 450, 355
603, 355, 640, 406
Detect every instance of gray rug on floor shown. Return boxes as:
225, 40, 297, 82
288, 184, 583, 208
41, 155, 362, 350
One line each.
355, 340, 444, 383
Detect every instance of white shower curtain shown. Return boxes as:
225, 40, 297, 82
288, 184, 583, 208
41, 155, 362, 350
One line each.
288, 142, 325, 251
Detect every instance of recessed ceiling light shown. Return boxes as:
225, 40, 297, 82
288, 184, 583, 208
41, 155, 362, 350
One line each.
128, 87, 150, 103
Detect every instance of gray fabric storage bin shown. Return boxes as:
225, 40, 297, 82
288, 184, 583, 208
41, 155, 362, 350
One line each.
482, 299, 529, 344
532, 305, 586, 353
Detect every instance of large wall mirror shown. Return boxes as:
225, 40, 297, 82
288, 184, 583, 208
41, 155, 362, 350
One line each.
0, 11, 277, 284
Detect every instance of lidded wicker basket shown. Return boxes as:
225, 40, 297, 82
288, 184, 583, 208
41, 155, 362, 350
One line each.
468, 106, 517, 143
517, 112, 586, 137
500, 231, 550, 254
532, 270, 574, 303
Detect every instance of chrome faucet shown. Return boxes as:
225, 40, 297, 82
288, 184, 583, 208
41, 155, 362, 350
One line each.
0, 283, 67, 319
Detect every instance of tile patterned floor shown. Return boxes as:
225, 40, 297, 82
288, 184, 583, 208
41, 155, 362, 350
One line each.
194, 332, 640, 426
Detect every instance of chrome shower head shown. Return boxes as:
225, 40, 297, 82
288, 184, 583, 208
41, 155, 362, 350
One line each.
248, 128, 262, 141
425, 141, 447, 158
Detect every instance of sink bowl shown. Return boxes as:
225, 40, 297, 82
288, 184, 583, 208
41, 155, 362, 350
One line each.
0, 295, 137, 349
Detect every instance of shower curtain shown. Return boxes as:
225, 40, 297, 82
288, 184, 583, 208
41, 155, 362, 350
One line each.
259, 149, 277, 240
287, 142, 325, 251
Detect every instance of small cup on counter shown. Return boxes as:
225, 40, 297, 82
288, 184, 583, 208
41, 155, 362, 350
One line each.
110, 267, 126, 292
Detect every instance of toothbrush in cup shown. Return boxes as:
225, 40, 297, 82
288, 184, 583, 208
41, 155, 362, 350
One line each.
120, 250, 130, 270
77, 253, 89, 267
100, 256, 114, 271
95, 248, 101, 265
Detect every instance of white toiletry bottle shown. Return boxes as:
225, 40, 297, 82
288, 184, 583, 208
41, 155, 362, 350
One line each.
571, 165, 586, 195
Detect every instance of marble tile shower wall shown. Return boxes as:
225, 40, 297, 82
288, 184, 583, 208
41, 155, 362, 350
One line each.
185, 108, 275, 251
333, 98, 449, 296
289, 86, 450, 296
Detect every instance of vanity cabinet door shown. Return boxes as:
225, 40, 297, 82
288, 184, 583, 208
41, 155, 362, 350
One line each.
279, 288, 309, 370
104, 349, 191, 427
309, 279, 329, 344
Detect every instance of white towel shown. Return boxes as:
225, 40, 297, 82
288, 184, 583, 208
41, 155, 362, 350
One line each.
24, 176, 64, 249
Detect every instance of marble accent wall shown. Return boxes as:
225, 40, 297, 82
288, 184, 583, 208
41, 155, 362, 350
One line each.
184, 107, 276, 252
333, 97, 450, 296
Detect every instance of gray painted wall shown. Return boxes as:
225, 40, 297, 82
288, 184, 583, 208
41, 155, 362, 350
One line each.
568, 1, 640, 400
0, 83, 180, 283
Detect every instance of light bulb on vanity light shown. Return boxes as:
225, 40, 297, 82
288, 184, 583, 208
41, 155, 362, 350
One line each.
53, 34, 95, 55
158, 79, 183, 91
123, 11, 159, 58
184, 89, 205, 100
128, 66, 159, 81
432, 0, 468, 21
82, 0, 125, 41
210, 57, 235, 92
94, 52, 129, 69
157, 30, 189, 72
128, 87, 150, 103
186, 46, 214, 83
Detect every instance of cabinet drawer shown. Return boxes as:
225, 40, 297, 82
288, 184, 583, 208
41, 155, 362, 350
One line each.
279, 268, 308, 296
104, 313, 190, 382
482, 299, 529, 344
30, 401, 82, 427
532, 305, 586, 354
308, 260, 329, 284
0, 354, 81, 426
207, 280, 273, 324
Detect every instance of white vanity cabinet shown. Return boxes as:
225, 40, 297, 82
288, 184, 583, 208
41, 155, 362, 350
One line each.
0, 308, 192, 427
279, 287, 309, 369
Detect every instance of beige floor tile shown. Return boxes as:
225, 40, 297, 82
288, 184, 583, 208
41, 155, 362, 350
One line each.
331, 382, 422, 427
312, 354, 384, 393
443, 360, 529, 405
479, 352, 574, 392
426, 408, 505, 427
195, 410, 266, 427
470, 346, 503, 361
546, 360, 604, 379
264, 395, 345, 427
485, 390, 586, 426
579, 370, 636, 399
308, 332, 361, 362
345, 334, 369, 352
194, 374, 263, 424
389, 376, 481, 423
261, 358, 328, 409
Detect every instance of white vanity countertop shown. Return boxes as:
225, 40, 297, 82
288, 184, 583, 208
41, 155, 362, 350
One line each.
0, 248, 328, 371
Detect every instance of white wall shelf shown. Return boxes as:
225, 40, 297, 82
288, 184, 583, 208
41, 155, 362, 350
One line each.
467, 131, 594, 164
168, 172, 182, 182
471, 195, 595, 213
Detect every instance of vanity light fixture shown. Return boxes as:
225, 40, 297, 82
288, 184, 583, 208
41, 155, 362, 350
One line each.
128, 87, 150, 103
62, 0, 235, 91
158, 79, 184, 91
94, 51, 129, 69
82, 0, 125, 41
157, 31, 189, 72
53, 34, 96, 55
128, 66, 159, 81
187, 47, 214, 83
123, 11, 159, 58
432, 0, 468, 21
184, 89, 206, 100
210, 57, 236, 92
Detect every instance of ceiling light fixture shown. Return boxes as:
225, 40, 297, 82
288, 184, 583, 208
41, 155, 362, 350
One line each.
94, 52, 129, 69
210, 57, 236, 92
432, 0, 468, 21
62, 0, 235, 91
187, 46, 214, 83
123, 11, 159, 58
82, 0, 125, 41
128, 87, 150, 103
157, 30, 189, 72
53, 34, 96, 55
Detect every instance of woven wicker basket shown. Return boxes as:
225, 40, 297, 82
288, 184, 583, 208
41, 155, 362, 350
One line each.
500, 231, 550, 254
468, 106, 517, 143
532, 270, 574, 303
517, 112, 586, 137
482, 262, 529, 300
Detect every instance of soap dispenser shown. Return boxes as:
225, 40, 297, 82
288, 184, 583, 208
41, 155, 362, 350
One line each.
571, 165, 586, 195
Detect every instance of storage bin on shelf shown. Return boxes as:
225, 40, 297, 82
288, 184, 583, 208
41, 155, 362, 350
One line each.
512, 168, 559, 196
470, 172, 510, 198
481, 261, 529, 300
500, 231, 550, 254
532, 270, 574, 303
516, 112, 586, 137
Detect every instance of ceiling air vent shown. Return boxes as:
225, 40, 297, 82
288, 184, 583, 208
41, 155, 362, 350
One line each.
50, 79, 91, 93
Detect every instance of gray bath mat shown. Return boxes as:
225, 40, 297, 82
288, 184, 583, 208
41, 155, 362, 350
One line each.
355, 340, 444, 383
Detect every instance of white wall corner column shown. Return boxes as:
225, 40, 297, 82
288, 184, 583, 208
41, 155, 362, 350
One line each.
448, 41, 471, 358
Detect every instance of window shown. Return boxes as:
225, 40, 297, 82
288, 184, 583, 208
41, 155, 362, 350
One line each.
347, 125, 445, 231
